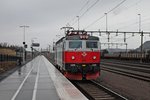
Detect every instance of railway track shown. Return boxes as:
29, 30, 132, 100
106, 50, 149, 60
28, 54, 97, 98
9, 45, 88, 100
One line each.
101, 60, 150, 82
73, 80, 128, 100
101, 59, 150, 68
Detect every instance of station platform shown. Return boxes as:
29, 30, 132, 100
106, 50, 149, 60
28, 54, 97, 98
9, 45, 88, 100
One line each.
0, 55, 88, 100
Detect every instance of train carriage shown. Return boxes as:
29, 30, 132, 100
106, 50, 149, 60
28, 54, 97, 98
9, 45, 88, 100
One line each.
54, 30, 101, 80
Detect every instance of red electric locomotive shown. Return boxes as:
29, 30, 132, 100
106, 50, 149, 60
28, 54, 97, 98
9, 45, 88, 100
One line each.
54, 30, 101, 80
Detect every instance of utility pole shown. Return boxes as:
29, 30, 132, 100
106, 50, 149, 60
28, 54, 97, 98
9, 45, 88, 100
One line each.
140, 31, 144, 63
124, 32, 126, 42
138, 14, 143, 63
125, 43, 128, 53
48, 45, 51, 53
20, 25, 29, 64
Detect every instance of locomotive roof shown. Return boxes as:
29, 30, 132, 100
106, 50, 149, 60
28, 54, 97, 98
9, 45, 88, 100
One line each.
66, 35, 99, 40
56, 35, 99, 45
56, 37, 65, 45
66, 30, 99, 40
56, 30, 99, 45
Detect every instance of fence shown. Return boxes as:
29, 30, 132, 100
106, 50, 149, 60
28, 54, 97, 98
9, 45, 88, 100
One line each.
0, 54, 21, 74
0, 54, 20, 62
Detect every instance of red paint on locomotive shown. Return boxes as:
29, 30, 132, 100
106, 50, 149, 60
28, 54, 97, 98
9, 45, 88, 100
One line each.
64, 51, 100, 63
54, 30, 101, 80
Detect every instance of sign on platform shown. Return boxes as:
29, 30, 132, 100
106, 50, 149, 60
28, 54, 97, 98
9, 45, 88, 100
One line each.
32, 43, 40, 47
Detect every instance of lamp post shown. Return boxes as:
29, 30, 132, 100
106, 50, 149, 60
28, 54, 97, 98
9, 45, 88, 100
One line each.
20, 25, 29, 64
105, 13, 110, 49
138, 14, 141, 32
77, 16, 80, 31
31, 37, 37, 59
105, 13, 108, 32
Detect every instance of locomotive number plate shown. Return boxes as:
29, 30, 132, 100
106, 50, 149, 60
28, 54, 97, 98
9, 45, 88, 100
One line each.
82, 64, 86, 67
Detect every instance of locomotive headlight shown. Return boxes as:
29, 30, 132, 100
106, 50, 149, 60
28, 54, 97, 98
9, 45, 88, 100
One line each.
93, 56, 96, 60
71, 56, 75, 60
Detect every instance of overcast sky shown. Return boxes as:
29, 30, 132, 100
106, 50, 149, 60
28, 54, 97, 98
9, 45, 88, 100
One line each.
0, 0, 150, 50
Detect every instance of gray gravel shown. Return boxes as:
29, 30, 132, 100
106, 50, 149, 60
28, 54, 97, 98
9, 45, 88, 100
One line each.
96, 70, 150, 100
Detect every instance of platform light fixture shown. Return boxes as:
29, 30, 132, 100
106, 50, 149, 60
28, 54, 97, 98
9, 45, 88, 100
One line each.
20, 25, 29, 64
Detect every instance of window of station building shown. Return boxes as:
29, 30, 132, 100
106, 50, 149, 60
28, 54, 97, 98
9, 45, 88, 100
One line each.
69, 41, 82, 48
86, 41, 98, 48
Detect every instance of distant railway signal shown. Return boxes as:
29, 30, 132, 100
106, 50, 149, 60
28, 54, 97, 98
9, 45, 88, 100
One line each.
24, 44, 27, 48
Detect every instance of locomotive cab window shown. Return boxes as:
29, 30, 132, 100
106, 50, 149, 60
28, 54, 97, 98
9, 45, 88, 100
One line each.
86, 41, 98, 48
69, 41, 82, 48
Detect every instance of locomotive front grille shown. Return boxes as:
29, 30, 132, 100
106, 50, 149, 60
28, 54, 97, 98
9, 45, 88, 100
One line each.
65, 63, 100, 73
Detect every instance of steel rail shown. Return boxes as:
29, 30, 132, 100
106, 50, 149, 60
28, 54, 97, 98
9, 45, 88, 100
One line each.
73, 80, 128, 100
101, 62, 150, 74
101, 59, 150, 68
101, 66, 150, 82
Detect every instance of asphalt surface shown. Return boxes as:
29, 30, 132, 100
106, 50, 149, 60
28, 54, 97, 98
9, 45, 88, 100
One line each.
0, 56, 59, 100
0, 55, 88, 100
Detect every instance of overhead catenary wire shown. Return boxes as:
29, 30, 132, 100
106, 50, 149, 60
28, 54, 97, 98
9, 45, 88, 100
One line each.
104, 0, 145, 31
84, 0, 127, 29
80, 0, 101, 19
107, 0, 127, 14
85, 0, 143, 31
68, 0, 90, 26
118, 16, 150, 30
71, 0, 101, 27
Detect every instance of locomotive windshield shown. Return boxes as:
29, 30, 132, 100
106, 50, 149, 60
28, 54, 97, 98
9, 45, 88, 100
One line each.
69, 41, 82, 48
86, 41, 98, 48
